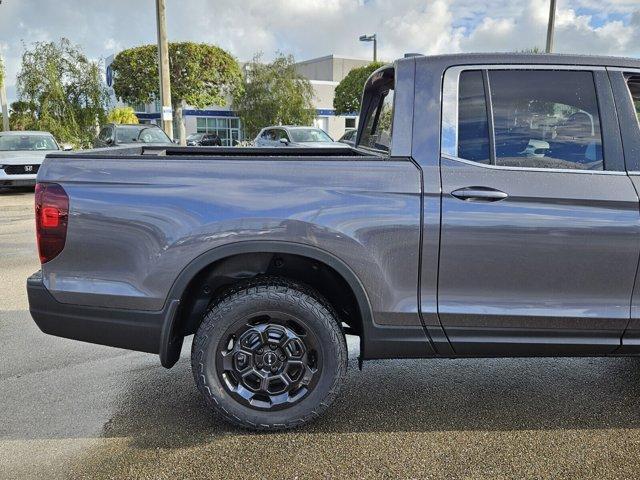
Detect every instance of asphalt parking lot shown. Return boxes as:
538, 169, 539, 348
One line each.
2, 188, 640, 479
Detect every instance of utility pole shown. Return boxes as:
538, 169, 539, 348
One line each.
155, 0, 173, 139
0, 54, 9, 132
545, 0, 557, 53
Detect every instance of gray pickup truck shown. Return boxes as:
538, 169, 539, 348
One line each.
27, 53, 640, 430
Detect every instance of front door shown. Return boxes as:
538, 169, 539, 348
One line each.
438, 66, 640, 355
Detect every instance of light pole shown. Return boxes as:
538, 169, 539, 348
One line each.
545, 0, 556, 53
155, 0, 173, 139
359, 34, 377, 62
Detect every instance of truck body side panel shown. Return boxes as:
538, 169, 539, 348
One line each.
37, 157, 423, 331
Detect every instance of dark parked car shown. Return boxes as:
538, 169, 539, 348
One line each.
29, 53, 640, 431
254, 126, 348, 148
94, 123, 173, 148
337, 128, 357, 146
186, 132, 222, 146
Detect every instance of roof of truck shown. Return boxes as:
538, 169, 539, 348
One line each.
408, 52, 640, 69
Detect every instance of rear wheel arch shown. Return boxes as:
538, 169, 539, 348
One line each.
160, 241, 373, 368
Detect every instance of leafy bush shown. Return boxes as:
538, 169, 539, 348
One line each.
107, 106, 139, 124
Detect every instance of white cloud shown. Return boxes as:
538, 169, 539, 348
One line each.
0, 0, 639, 103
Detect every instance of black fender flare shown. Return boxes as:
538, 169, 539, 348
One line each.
159, 240, 374, 368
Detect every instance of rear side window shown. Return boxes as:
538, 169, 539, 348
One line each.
454, 69, 604, 171
458, 71, 490, 163
625, 75, 640, 125
360, 88, 394, 153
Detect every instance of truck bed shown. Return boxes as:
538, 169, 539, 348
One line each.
45, 145, 376, 160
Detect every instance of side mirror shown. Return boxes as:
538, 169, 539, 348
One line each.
279, 137, 289, 146
106, 137, 114, 145
63, 146, 73, 151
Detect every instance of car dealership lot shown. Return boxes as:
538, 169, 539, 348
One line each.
2, 188, 640, 479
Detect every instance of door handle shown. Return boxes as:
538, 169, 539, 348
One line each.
451, 187, 508, 202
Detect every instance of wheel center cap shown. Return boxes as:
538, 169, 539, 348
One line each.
263, 352, 278, 366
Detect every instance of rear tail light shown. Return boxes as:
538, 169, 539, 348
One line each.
35, 183, 69, 263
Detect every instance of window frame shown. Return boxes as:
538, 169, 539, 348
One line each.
607, 67, 640, 173
441, 64, 623, 174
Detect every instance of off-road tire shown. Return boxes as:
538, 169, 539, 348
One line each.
191, 276, 347, 430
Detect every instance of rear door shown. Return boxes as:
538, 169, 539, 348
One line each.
438, 65, 640, 355
609, 69, 640, 353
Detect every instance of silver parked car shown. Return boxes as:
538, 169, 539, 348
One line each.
254, 126, 349, 148
337, 128, 357, 147
0, 131, 62, 187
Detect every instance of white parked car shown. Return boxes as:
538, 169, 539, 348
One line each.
254, 126, 350, 148
0, 131, 62, 187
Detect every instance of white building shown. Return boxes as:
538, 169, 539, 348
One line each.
105, 54, 370, 144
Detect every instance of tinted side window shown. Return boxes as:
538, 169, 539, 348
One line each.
458, 71, 490, 163
625, 75, 640, 125
489, 70, 603, 170
360, 88, 394, 153
261, 129, 273, 140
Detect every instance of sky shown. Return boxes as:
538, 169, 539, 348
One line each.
1, 0, 640, 103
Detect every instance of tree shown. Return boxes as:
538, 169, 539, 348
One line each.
16, 38, 108, 147
233, 54, 315, 139
107, 106, 138, 124
111, 42, 242, 144
333, 62, 384, 115
8, 101, 37, 131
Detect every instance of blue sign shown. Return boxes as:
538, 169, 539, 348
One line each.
106, 65, 113, 87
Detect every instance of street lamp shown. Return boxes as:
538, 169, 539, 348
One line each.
545, 0, 557, 53
359, 34, 377, 62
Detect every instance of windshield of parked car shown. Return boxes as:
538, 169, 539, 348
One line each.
187, 133, 204, 141
0, 134, 58, 151
288, 128, 333, 143
138, 127, 172, 143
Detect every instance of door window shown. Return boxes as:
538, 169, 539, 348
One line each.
457, 71, 490, 163
98, 127, 112, 142
453, 69, 604, 171
275, 129, 290, 142
625, 75, 640, 125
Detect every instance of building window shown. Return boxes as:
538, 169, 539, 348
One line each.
131, 103, 147, 113
345, 118, 356, 129
196, 116, 243, 146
